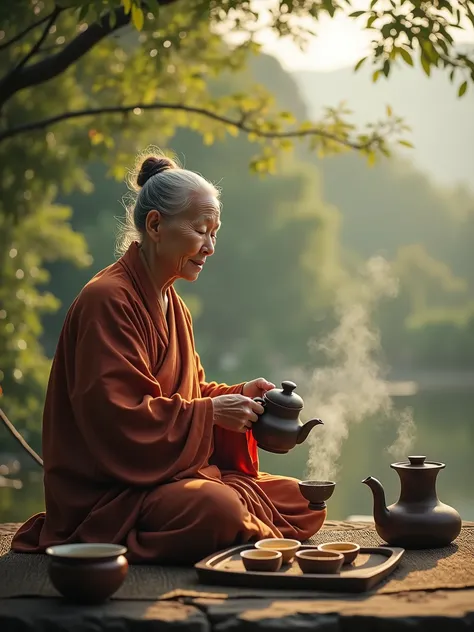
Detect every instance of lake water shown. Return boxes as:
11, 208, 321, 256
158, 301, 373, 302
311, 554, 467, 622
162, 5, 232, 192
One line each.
1, 389, 473, 525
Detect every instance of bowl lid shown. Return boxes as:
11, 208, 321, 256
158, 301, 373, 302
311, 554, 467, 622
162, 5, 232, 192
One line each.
46, 543, 127, 559
265, 381, 303, 410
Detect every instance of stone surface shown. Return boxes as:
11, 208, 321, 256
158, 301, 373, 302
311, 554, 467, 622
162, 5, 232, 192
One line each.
200, 591, 474, 630
0, 598, 209, 631
2, 521, 474, 631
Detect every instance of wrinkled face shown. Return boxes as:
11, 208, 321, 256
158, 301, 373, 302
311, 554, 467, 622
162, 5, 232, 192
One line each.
151, 192, 221, 282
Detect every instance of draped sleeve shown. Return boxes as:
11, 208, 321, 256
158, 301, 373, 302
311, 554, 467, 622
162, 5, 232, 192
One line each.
68, 284, 215, 486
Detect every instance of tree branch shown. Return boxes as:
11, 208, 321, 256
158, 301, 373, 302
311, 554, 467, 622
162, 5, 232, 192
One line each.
0, 102, 380, 151
0, 9, 56, 52
0, 6, 130, 110
0, 0, 181, 110
28, 43, 66, 59
11, 6, 62, 76
0, 406, 43, 468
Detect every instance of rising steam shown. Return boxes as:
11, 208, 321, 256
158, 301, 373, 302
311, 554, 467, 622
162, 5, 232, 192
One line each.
301, 256, 416, 482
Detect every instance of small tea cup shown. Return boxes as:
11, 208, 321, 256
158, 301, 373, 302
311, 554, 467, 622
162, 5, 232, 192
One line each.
255, 538, 301, 564
240, 549, 283, 572
298, 480, 336, 510
317, 542, 360, 565
295, 549, 344, 574
46, 543, 128, 604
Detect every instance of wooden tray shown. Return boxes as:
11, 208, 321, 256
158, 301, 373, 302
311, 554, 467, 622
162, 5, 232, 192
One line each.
195, 544, 405, 593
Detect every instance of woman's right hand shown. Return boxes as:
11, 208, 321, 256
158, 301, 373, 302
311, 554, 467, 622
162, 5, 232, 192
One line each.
211, 394, 264, 434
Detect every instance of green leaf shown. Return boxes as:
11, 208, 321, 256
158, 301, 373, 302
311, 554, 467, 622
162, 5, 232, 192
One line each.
77, 4, 89, 21
398, 140, 414, 148
203, 132, 214, 145
372, 70, 381, 83
122, 0, 132, 14
279, 139, 293, 151
458, 81, 468, 97
279, 111, 295, 122
386, 104, 393, 117
367, 14, 377, 28
131, 4, 144, 31
420, 54, 431, 77
367, 152, 376, 167
399, 48, 413, 66
349, 11, 365, 17
354, 57, 367, 72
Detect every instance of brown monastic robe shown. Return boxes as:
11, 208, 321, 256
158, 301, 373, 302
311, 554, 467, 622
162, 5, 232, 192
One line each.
12, 242, 325, 563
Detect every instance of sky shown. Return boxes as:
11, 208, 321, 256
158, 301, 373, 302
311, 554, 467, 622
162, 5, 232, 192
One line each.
252, 2, 474, 73
259, 12, 376, 72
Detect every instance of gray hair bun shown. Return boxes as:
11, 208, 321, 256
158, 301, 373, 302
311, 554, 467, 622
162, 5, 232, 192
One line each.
136, 156, 177, 187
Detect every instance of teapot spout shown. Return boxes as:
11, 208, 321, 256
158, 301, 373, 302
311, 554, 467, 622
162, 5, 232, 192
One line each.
362, 476, 390, 526
296, 418, 324, 445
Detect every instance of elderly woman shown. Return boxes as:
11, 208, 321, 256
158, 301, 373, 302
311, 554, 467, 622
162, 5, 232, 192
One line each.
12, 152, 326, 564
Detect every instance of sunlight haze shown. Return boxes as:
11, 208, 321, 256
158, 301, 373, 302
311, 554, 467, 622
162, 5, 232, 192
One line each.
259, 13, 372, 72
255, 2, 474, 72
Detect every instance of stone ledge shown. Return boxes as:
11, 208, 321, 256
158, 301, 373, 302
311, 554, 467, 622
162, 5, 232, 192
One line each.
199, 589, 474, 624
0, 598, 210, 632
1, 590, 474, 632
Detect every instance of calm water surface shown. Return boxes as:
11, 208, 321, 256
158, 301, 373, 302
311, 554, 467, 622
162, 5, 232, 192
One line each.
1, 390, 473, 524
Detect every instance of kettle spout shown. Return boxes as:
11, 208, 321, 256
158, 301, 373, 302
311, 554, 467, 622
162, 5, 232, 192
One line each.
362, 476, 390, 526
296, 418, 324, 445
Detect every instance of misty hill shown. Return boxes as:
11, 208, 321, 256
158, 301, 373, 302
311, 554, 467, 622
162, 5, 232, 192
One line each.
294, 62, 474, 190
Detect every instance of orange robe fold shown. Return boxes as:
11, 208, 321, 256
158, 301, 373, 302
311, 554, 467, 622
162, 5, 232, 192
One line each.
12, 242, 325, 563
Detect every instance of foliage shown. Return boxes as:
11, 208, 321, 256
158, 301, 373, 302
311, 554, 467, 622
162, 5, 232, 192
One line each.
351, 0, 474, 97
0, 205, 90, 444
3, 0, 474, 178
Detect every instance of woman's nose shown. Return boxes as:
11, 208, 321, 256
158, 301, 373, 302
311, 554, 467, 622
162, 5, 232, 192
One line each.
203, 236, 215, 255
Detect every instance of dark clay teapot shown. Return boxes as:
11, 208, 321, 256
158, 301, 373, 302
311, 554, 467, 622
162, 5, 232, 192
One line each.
363, 455, 462, 549
251, 380, 323, 454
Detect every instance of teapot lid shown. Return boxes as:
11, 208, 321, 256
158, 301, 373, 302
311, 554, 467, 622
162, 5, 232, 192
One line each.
265, 380, 304, 410
391, 455, 445, 471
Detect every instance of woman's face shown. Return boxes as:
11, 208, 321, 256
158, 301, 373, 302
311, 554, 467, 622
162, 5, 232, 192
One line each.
150, 193, 221, 282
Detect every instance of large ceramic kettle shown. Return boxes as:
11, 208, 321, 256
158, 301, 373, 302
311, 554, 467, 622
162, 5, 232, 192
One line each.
363, 455, 462, 549
251, 380, 323, 454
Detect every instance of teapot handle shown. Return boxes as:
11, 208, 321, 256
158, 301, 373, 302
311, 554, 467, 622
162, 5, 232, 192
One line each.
253, 397, 266, 422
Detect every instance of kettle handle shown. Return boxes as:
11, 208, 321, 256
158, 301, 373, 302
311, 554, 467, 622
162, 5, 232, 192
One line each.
253, 397, 266, 407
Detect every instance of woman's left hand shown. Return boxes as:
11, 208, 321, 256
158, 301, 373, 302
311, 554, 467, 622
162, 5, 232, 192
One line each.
242, 378, 275, 399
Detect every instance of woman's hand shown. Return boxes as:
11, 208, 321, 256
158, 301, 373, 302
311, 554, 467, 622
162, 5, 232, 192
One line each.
212, 394, 265, 434
242, 377, 275, 399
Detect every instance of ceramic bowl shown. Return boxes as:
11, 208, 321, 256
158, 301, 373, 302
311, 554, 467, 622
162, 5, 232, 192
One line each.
317, 542, 360, 565
298, 480, 336, 507
255, 538, 301, 564
295, 549, 344, 574
240, 548, 283, 572
46, 543, 129, 604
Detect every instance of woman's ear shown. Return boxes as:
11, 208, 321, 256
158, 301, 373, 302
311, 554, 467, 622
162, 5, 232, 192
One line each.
145, 210, 162, 242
